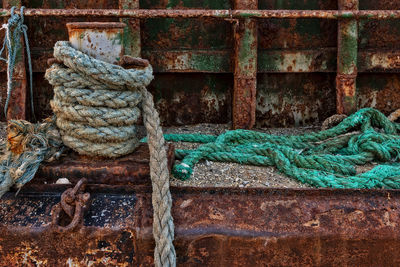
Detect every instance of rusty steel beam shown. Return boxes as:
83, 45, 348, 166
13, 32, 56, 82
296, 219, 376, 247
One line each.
1, 186, 400, 265
119, 0, 141, 58
22, 49, 400, 74
35, 143, 175, 186
232, 0, 257, 129
2, 9, 400, 19
336, 0, 358, 115
3, 0, 27, 120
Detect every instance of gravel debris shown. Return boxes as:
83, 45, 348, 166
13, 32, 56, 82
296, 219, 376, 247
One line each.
160, 123, 316, 188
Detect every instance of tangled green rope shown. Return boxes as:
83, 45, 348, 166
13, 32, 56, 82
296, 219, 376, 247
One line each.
157, 108, 400, 189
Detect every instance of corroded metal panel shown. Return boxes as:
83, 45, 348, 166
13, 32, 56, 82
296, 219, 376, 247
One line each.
67, 22, 125, 64
148, 73, 232, 125
258, 49, 336, 73
1, 187, 400, 266
256, 73, 336, 127
2, 1, 400, 126
119, 0, 140, 58
357, 73, 400, 115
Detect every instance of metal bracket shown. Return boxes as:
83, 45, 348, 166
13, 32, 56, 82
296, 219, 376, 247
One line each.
50, 178, 91, 233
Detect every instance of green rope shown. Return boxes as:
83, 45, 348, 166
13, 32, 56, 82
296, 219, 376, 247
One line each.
0, 6, 35, 119
150, 108, 400, 189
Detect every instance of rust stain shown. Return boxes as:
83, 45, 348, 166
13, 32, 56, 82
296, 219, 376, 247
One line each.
336, 73, 357, 114
36, 143, 175, 186
2, 187, 400, 266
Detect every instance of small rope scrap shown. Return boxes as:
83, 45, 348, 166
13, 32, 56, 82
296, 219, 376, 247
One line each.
0, 117, 63, 198
0, 6, 34, 118
156, 108, 400, 189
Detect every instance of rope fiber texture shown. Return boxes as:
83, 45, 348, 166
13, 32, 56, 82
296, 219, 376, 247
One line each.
45, 41, 176, 267
0, 6, 34, 119
159, 108, 400, 189
0, 117, 63, 198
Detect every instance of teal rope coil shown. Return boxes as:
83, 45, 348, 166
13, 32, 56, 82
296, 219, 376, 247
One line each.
0, 6, 34, 119
150, 108, 400, 189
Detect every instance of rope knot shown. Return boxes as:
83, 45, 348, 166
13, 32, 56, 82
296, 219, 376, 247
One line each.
349, 132, 393, 161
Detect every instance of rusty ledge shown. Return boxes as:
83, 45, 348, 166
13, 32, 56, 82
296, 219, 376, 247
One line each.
66, 22, 126, 30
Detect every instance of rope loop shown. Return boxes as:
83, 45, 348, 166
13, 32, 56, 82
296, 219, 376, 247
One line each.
0, 6, 34, 119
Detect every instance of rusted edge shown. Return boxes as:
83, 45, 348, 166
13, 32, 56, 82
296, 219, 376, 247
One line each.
232, 0, 257, 130
66, 22, 126, 30
2, 9, 400, 20
119, 0, 141, 58
336, 0, 358, 115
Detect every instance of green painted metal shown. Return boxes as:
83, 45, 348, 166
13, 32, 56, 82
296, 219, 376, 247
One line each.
336, 0, 358, 115
120, 0, 141, 58
232, 0, 258, 129
237, 19, 257, 77
338, 21, 358, 75
142, 18, 232, 50
142, 50, 231, 73
3, 0, 400, 127
258, 49, 336, 73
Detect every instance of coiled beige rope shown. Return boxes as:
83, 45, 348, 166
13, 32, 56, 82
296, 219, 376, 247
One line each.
46, 41, 176, 266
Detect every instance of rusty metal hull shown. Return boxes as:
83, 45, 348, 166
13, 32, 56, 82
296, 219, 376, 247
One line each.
1, 186, 400, 266
3, 1, 400, 127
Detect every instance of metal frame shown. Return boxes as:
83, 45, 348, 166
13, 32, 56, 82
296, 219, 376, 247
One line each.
3, 3, 400, 128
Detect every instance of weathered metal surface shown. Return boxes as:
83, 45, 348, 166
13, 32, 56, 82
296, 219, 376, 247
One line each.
359, 51, 400, 72
232, 0, 257, 129
1, 186, 400, 266
142, 18, 232, 51
4, 9, 400, 19
256, 73, 336, 127
3, 1, 400, 126
359, 20, 400, 51
51, 178, 91, 233
0, 188, 138, 266
18, 49, 400, 74
357, 73, 400, 115
119, 0, 140, 58
36, 143, 175, 186
3, 0, 27, 120
67, 22, 125, 64
140, 0, 232, 9
259, 0, 337, 10
336, 0, 358, 115
258, 49, 336, 72
148, 73, 232, 125
142, 50, 232, 73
